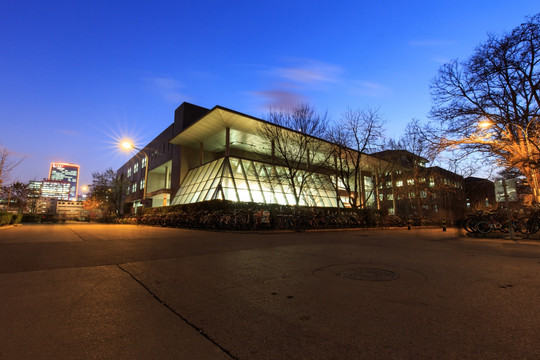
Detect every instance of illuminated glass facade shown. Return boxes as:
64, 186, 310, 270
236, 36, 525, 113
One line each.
49, 163, 79, 200
171, 157, 339, 207
40, 180, 71, 200
28, 180, 42, 198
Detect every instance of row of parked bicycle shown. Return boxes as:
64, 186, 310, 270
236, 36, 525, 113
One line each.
463, 209, 540, 235
115, 208, 372, 231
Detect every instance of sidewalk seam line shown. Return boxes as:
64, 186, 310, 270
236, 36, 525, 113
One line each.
67, 226, 87, 241
116, 264, 238, 360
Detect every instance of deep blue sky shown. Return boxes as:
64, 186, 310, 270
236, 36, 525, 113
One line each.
1, 1, 538, 188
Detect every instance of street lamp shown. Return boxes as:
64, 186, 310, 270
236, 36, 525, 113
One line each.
478, 119, 493, 129
120, 140, 149, 202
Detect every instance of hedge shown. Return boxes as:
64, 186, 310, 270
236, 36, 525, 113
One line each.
10, 214, 23, 224
0, 212, 14, 226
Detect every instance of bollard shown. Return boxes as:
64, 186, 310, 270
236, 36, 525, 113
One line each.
407, 219, 412, 230
442, 218, 447, 232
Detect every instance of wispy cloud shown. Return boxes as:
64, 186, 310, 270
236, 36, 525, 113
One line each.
431, 56, 451, 64
251, 59, 343, 110
273, 60, 343, 85
251, 90, 307, 110
145, 77, 190, 103
349, 81, 391, 98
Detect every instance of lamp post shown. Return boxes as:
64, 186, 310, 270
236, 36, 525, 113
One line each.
121, 141, 149, 203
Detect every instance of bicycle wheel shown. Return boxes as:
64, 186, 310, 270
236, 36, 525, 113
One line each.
475, 221, 492, 234
464, 217, 478, 233
499, 220, 509, 233
528, 218, 540, 235
516, 217, 529, 234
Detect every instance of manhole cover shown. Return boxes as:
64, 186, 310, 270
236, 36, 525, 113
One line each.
338, 268, 400, 281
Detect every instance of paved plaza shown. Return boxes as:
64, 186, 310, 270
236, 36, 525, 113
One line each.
1, 224, 540, 359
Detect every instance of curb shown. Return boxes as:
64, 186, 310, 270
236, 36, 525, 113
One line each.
0, 224, 22, 231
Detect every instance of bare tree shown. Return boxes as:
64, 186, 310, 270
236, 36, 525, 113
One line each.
430, 13, 540, 202
0, 144, 23, 188
258, 104, 331, 206
1, 181, 30, 213
327, 107, 385, 209
88, 169, 129, 217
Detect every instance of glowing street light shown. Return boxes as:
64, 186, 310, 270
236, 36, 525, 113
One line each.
478, 120, 493, 129
120, 140, 149, 201
121, 141, 134, 150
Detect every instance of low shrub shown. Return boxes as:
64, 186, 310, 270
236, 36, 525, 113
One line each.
0, 212, 14, 226
10, 214, 23, 224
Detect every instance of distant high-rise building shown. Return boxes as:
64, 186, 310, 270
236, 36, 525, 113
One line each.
28, 180, 42, 198
49, 162, 79, 200
40, 179, 72, 200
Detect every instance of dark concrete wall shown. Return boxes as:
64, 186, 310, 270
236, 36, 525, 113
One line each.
117, 102, 209, 211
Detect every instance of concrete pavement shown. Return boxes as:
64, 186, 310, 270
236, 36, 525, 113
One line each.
1, 224, 540, 359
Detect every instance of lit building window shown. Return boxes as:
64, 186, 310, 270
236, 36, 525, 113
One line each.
171, 157, 340, 208
141, 157, 147, 168
396, 180, 403, 187
127, 168, 132, 177
132, 183, 137, 193
407, 179, 415, 186
429, 178, 435, 187
134, 163, 139, 173
140, 179, 145, 190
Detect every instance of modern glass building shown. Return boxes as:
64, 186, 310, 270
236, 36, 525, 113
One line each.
49, 162, 79, 200
165, 105, 388, 209
117, 103, 469, 217
118, 103, 399, 213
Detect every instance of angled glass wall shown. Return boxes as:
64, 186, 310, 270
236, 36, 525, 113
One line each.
171, 157, 340, 207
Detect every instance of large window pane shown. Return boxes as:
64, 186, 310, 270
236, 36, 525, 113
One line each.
237, 189, 251, 202
222, 187, 238, 201
251, 190, 264, 203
